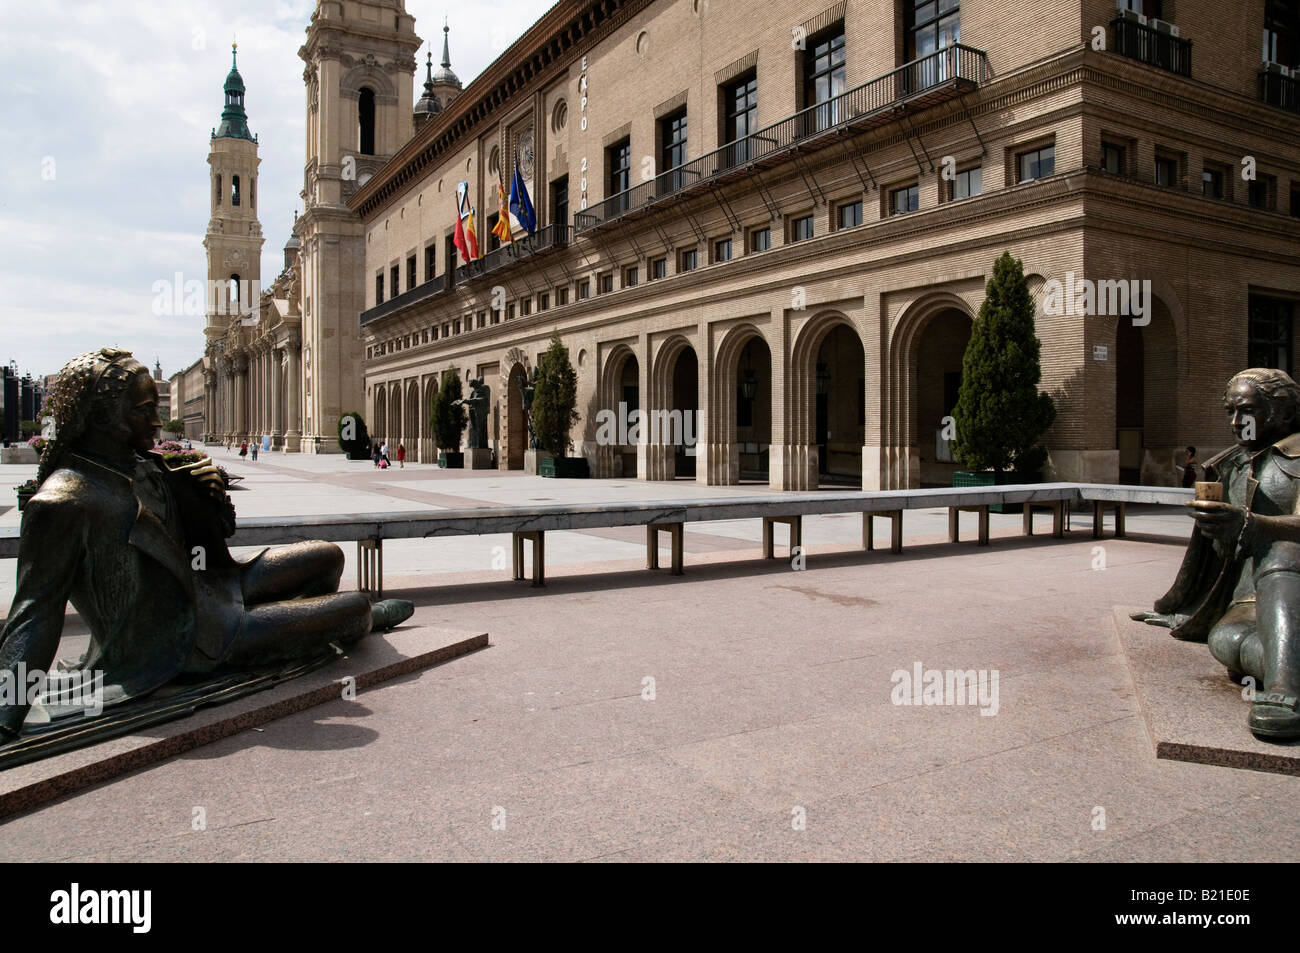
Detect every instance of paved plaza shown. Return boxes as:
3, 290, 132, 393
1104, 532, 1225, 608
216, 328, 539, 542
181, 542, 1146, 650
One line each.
2, 448, 1298, 861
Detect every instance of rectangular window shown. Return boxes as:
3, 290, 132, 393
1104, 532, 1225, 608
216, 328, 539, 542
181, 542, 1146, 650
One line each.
389, 264, 399, 299
425, 244, 436, 282
803, 25, 846, 133
749, 227, 771, 252
445, 235, 458, 288
714, 237, 733, 262
1249, 294, 1294, 374
578, 279, 591, 300
650, 257, 668, 280
486, 213, 501, 252
723, 70, 758, 167
836, 200, 863, 228
953, 166, 982, 200
680, 248, 698, 271
557, 286, 569, 306
1202, 164, 1226, 199
905, 0, 961, 91
624, 265, 639, 287
891, 184, 919, 215
1154, 155, 1179, 188
598, 272, 614, 294
375, 273, 384, 306
477, 311, 486, 329
1292, 188, 1300, 217
607, 138, 631, 208
491, 307, 501, 325
521, 298, 532, 316
551, 176, 569, 227
454, 319, 461, 334
1018, 144, 1056, 183
507, 303, 516, 321
1249, 174, 1276, 210
659, 108, 688, 193
1101, 142, 1126, 175
432, 326, 439, 341
540, 291, 551, 311
790, 214, 814, 241
406, 255, 417, 292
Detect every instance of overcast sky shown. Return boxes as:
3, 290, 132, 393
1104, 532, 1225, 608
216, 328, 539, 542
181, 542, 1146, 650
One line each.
0, 0, 556, 382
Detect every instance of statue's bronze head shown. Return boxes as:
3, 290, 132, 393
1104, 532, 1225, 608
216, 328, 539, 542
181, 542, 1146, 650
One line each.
37, 348, 158, 484
1224, 368, 1300, 451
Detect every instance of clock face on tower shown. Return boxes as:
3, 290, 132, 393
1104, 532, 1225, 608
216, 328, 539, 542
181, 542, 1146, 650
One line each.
519, 129, 535, 181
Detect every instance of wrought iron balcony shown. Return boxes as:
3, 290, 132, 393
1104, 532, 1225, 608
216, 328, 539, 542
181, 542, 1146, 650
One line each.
1260, 66, 1300, 113
574, 44, 990, 234
453, 222, 572, 285
1111, 17, 1191, 77
360, 273, 446, 326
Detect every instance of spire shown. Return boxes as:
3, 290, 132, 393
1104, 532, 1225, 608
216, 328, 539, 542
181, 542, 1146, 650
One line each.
433, 20, 462, 90
214, 43, 255, 141
414, 50, 442, 123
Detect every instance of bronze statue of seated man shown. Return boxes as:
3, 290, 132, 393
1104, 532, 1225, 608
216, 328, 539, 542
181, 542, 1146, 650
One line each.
0, 348, 412, 740
1133, 368, 1300, 740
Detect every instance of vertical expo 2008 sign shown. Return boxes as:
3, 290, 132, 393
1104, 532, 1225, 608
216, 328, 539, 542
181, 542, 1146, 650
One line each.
579, 55, 589, 211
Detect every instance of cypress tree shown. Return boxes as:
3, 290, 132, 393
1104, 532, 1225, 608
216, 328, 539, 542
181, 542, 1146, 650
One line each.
430, 369, 466, 452
952, 251, 1056, 475
531, 332, 580, 459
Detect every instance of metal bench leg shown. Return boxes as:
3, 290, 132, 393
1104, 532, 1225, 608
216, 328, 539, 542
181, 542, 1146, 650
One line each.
1052, 500, 1065, 538
1116, 502, 1127, 539
863, 512, 874, 551
670, 522, 683, 575
978, 506, 990, 547
1023, 506, 1033, 536
646, 525, 659, 570
790, 516, 802, 555
891, 511, 903, 554
762, 517, 775, 559
357, 538, 383, 599
948, 507, 959, 543
512, 532, 524, 580
532, 532, 545, 587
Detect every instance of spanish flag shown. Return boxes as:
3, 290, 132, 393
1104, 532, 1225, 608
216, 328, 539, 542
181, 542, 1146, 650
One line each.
464, 206, 481, 260
491, 181, 513, 244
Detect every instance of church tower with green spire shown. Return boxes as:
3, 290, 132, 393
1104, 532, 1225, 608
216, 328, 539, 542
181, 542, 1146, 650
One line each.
203, 43, 264, 445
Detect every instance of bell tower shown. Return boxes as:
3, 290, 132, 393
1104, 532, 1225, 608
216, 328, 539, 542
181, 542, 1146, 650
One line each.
295, 0, 421, 451
203, 44, 263, 340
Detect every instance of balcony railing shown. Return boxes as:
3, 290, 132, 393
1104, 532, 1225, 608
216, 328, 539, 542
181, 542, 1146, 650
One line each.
1111, 17, 1191, 77
360, 273, 446, 326
454, 222, 572, 285
575, 44, 990, 233
1260, 67, 1300, 113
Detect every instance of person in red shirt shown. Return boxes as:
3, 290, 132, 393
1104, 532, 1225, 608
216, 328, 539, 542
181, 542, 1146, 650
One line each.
397, 444, 406, 468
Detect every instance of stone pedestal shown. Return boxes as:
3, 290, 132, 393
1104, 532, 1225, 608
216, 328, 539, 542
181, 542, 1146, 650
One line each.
466, 448, 494, 470
523, 450, 540, 475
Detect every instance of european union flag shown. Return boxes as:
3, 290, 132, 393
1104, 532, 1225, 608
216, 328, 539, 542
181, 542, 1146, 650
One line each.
508, 156, 537, 235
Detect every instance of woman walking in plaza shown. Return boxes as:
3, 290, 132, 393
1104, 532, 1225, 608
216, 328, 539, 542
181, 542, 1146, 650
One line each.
397, 443, 406, 468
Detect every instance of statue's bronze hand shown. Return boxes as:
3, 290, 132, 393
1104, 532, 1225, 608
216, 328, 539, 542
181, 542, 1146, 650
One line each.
188, 457, 226, 500
1188, 500, 1246, 542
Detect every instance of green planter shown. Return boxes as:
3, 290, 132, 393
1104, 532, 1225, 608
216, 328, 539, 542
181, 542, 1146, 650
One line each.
953, 470, 1040, 514
539, 456, 590, 479
438, 452, 465, 469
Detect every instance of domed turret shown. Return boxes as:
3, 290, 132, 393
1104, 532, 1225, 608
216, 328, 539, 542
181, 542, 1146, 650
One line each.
214, 44, 255, 141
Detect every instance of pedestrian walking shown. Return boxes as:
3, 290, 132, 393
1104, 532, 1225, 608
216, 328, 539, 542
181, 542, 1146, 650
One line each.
239, 441, 248, 458
380, 441, 389, 464
397, 444, 406, 468
251, 441, 259, 462
372, 443, 381, 468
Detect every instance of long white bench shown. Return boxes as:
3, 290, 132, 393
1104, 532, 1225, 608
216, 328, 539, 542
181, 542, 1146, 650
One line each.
0, 483, 1193, 597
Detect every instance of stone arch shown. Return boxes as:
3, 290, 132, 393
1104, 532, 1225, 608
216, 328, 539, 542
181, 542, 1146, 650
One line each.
339, 65, 398, 101
405, 380, 419, 454
709, 322, 775, 485
595, 342, 640, 478
783, 310, 864, 488
388, 382, 402, 449
883, 291, 976, 489
421, 376, 437, 463
648, 334, 699, 480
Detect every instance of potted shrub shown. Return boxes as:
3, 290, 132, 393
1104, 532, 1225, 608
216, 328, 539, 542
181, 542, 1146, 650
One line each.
951, 251, 1056, 513
336, 411, 373, 460
430, 369, 467, 468
532, 332, 587, 478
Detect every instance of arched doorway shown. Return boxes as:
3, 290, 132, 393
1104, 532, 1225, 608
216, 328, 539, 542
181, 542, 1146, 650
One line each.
373, 386, 387, 448
1116, 295, 1179, 484
405, 380, 419, 459
505, 362, 528, 469
710, 326, 773, 484
422, 377, 436, 463
814, 325, 865, 486
596, 346, 640, 478
647, 338, 698, 481
388, 383, 402, 450
914, 309, 972, 487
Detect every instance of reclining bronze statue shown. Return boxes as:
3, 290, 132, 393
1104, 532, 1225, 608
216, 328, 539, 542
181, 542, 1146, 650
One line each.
0, 348, 412, 753
1133, 367, 1300, 741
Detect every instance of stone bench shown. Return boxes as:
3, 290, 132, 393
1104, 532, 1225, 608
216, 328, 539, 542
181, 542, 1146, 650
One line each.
0, 483, 1194, 597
